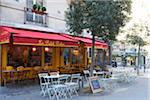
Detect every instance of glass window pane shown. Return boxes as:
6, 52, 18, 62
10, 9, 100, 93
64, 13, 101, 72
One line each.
63, 48, 70, 65
44, 47, 52, 66
28, 47, 42, 66
7, 46, 42, 67
72, 48, 82, 64
26, 12, 33, 21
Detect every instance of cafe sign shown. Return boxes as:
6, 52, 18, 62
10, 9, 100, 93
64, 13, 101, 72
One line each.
38, 39, 65, 46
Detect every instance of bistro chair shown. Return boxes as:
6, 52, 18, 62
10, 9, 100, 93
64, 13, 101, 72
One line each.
17, 66, 24, 71
38, 73, 49, 96
32, 66, 42, 81
16, 66, 24, 83
2, 71, 12, 86
6, 66, 14, 71
59, 75, 72, 99
2, 70, 17, 86
44, 75, 69, 100
64, 74, 81, 96
83, 70, 90, 81
93, 70, 98, 76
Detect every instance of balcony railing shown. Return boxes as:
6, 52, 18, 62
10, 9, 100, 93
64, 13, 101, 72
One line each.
24, 7, 48, 27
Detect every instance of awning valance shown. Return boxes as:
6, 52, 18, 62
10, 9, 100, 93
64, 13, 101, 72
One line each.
61, 34, 108, 49
0, 26, 78, 47
0, 26, 108, 48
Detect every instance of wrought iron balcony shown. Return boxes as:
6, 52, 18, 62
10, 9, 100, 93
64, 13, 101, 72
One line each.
24, 7, 48, 27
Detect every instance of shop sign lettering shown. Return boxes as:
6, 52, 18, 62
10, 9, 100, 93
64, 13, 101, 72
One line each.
38, 40, 64, 46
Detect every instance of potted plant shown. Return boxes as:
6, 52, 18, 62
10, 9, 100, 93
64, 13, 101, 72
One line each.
32, 4, 47, 15
39, 7, 46, 15
42, 7, 46, 12
32, 4, 38, 13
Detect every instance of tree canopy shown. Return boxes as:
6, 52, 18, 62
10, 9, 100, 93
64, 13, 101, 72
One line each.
65, 0, 132, 41
126, 34, 146, 47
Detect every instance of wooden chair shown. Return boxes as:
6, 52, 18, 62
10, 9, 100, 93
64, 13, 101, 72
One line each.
2, 70, 17, 86
17, 66, 24, 71
33, 66, 42, 78
6, 66, 14, 71
2, 71, 11, 86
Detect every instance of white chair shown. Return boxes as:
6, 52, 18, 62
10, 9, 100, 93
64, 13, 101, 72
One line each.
44, 76, 60, 100
65, 74, 81, 96
83, 70, 90, 81
59, 75, 72, 99
71, 74, 81, 90
38, 73, 49, 96
47, 75, 70, 100
93, 70, 98, 76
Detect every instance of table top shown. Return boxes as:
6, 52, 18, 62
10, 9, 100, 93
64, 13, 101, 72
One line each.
93, 71, 109, 74
43, 74, 71, 79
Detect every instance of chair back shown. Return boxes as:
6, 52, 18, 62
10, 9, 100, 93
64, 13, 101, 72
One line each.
38, 73, 48, 84
83, 70, 90, 75
83, 70, 90, 81
71, 74, 81, 83
49, 71, 59, 76
17, 66, 24, 71
59, 75, 69, 84
6, 66, 14, 71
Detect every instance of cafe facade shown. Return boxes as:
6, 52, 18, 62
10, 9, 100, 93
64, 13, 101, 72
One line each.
0, 26, 108, 85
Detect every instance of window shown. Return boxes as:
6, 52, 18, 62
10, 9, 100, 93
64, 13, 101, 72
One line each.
28, 47, 42, 66
72, 48, 83, 64
63, 48, 70, 65
95, 49, 101, 65
89, 48, 92, 57
63, 48, 83, 65
7, 46, 42, 67
44, 47, 53, 66
26, 0, 44, 24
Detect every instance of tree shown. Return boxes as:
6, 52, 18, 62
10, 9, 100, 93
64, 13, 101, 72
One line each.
127, 35, 146, 75
65, 0, 132, 76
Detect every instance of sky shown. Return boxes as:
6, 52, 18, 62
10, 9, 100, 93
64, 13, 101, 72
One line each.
131, 0, 150, 56
117, 0, 150, 56
117, 0, 150, 38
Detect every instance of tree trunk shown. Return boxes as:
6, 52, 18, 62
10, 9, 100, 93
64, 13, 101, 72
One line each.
90, 33, 95, 76
137, 44, 141, 75
108, 42, 112, 65
103, 50, 106, 65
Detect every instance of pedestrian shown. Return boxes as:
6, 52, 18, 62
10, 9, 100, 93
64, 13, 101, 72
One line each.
144, 65, 146, 73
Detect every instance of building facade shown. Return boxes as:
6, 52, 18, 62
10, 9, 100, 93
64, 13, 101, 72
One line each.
112, 41, 147, 67
0, 0, 109, 86
0, 0, 69, 32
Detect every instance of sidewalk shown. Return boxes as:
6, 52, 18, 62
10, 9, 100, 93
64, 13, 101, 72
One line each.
0, 69, 150, 100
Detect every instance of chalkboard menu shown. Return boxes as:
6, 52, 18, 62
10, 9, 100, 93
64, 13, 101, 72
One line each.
89, 76, 103, 93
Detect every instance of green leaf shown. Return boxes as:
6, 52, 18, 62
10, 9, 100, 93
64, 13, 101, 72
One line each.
65, 0, 132, 41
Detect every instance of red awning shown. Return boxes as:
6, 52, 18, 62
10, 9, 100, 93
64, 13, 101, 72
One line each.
0, 26, 108, 48
0, 26, 78, 46
61, 34, 108, 49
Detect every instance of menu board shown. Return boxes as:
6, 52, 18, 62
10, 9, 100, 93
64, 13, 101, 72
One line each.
89, 76, 103, 93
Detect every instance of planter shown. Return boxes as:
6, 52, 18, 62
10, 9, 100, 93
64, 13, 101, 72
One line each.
32, 5, 46, 15
32, 9, 45, 15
